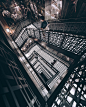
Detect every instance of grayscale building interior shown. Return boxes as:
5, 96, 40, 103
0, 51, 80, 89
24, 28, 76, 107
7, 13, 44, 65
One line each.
0, 0, 86, 107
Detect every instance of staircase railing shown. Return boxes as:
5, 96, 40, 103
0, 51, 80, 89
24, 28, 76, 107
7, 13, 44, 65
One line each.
14, 25, 86, 57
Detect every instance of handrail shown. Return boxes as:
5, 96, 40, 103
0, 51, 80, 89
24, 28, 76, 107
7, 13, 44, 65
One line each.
13, 21, 86, 41
49, 22, 86, 24
12, 19, 31, 40
48, 22, 86, 36
27, 28, 86, 39
12, 19, 86, 41
48, 17, 86, 23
